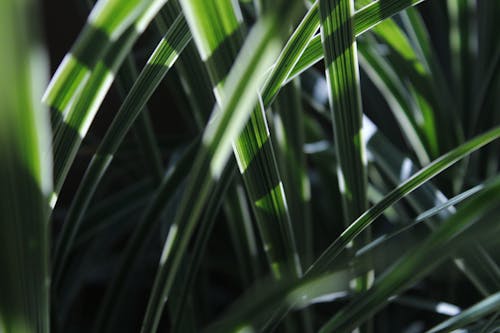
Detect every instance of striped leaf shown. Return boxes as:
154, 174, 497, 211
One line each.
307, 126, 500, 276
303, 69, 500, 296
287, 0, 428, 82
182, 0, 302, 279
43, 0, 153, 114
139, 1, 303, 331
52, 10, 191, 287
318, 176, 500, 332
319, 0, 370, 303
50, 0, 168, 201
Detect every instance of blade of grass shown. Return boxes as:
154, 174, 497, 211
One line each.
447, 0, 474, 129
286, 0, 429, 82
115, 57, 163, 182
358, 35, 431, 164
273, 81, 313, 267
51, 0, 169, 202
301, 69, 500, 295
426, 293, 500, 332
223, 183, 263, 286
80, 0, 164, 182
170, 167, 237, 333
204, 271, 351, 333
306, 126, 500, 277
318, 177, 500, 332
43, 0, 153, 117
92, 140, 199, 333
140, 1, 303, 331
51, 12, 190, 288
402, 8, 462, 152
0, 0, 52, 331
74, 179, 153, 247
319, 3, 372, 328
183, 0, 303, 279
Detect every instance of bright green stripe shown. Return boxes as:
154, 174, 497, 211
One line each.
255, 183, 288, 216
52, 13, 190, 287
43, 0, 158, 122
260, 1, 320, 106
88, 0, 151, 37
286, 0, 428, 84
181, 0, 244, 88
180, 0, 301, 280
43, 55, 92, 113
320, 0, 367, 224
307, 126, 500, 277
52, 0, 169, 197
140, 1, 302, 331
181, 0, 242, 60
43, 24, 111, 113
234, 102, 271, 172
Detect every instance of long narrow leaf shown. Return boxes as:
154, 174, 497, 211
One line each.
140, 1, 303, 331
286, 0, 428, 82
426, 292, 500, 333
51, 0, 168, 201
182, 0, 302, 278
0, 0, 52, 331
319, 0, 371, 308
52, 11, 190, 286
307, 126, 500, 276
43, 0, 152, 114
318, 177, 500, 333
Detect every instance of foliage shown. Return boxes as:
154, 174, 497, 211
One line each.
0, 0, 499, 332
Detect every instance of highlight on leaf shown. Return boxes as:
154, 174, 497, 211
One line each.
1, 0, 498, 332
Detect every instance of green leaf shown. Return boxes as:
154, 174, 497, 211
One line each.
319, 0, 372, 314
358, 35, 432, 164
307, 126, 500, 276
273, 81, 313, 267
426, 292, 500, 333
183, 0, 302, 279
43, 0, 155, 113
51, 11, 191, 287
302, 68, 500, 296
0, 0, 52, 331
319, 0, 367, 229
50, 0, 169, 200
204, 271, 351, 333
140, 1, 303, 331
318, 176, 500, 332
93, 141, 199, 333
287, 0, 428, 82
